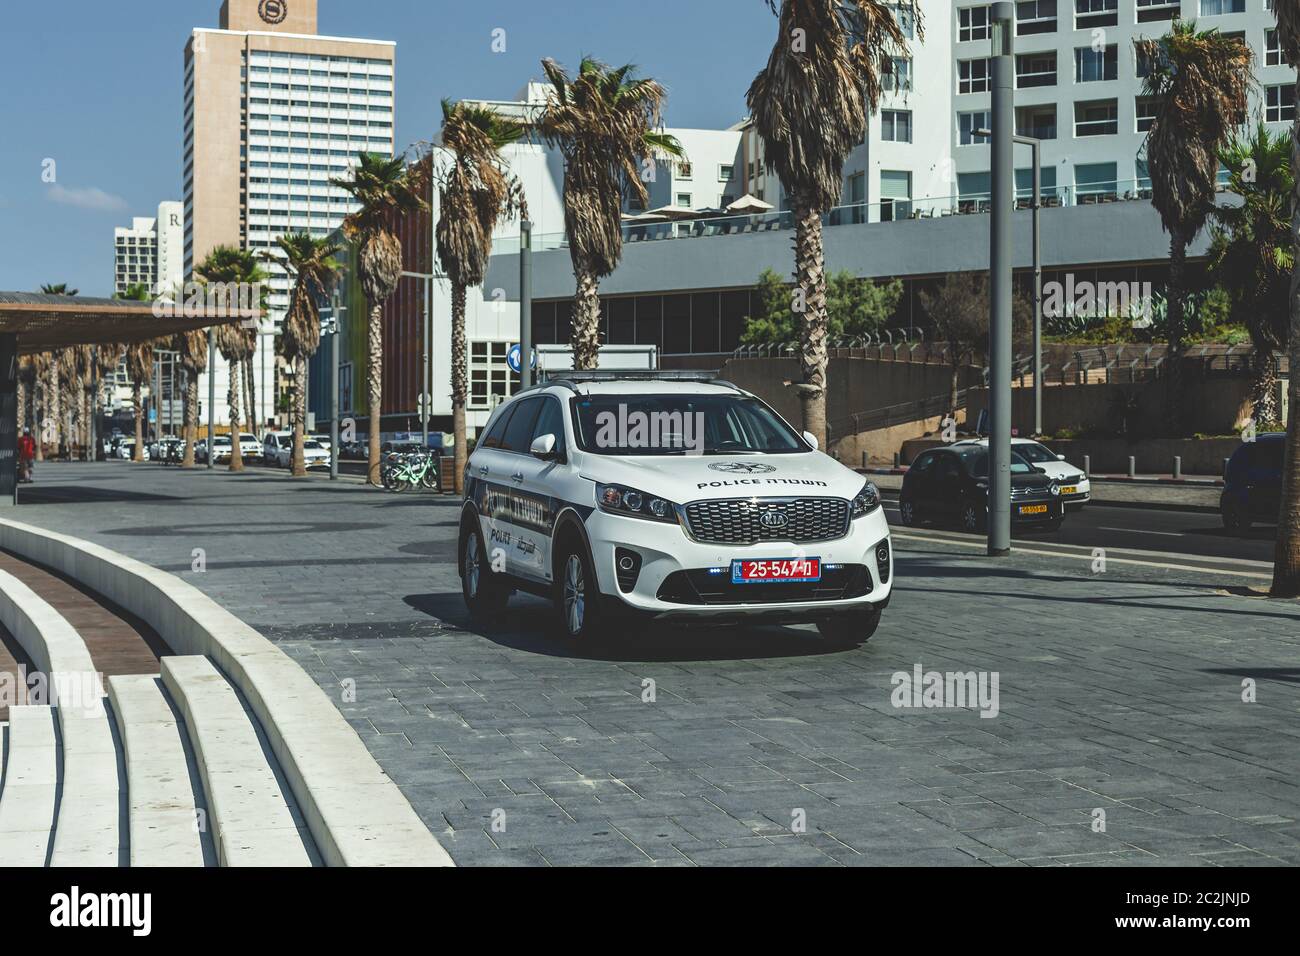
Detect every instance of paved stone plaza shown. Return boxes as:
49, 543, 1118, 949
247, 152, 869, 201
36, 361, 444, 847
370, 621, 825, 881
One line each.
12, 463, 1300, 866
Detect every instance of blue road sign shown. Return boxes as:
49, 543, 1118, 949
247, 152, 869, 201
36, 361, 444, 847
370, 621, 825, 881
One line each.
506, 344, 536, 375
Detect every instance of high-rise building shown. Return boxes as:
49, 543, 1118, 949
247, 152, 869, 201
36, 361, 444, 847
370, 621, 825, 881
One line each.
182, 0, 395, 428
112, 201, 184, 298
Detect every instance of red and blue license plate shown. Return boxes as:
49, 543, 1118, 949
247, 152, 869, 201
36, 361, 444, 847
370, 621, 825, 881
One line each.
731, 557, 822, 584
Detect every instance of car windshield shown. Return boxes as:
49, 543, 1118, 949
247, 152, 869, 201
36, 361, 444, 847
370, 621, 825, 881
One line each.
303, 441, 323, 449
961, 448, 1036, 477
1013, 442, 1059, 464
214, 437, 231, 446
570, 393, 806, 456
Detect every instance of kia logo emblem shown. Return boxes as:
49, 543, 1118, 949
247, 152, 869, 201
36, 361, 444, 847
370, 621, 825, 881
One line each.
259, 0, 288, 24
759, 509, 789, 529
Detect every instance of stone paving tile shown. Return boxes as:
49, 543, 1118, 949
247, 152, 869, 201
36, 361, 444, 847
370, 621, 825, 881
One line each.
14, 463, 1300, 866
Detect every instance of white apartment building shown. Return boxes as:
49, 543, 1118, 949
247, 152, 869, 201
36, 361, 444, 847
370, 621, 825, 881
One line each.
113, 200, 183, 298
183, 0, 394, 428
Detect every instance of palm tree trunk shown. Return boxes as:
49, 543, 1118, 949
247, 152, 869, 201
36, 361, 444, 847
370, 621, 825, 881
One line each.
228, 358, 244, 472
48, 360, 61, 459
366, 300, 383, 485
245, 355, 258, 436
183, 370, 198, 468
571, 269, 602, 371
34, 379, 44, 462
292, 355, 307, 477
132, 381, 144, 462
1251, 346, 1279, 425
793, 202, 829, 449
451, 282, 468, 495
1271, 92, 1300, 597
948, 363, 961, 421
1164, 231, 1187, 436
17, 379, 26, 436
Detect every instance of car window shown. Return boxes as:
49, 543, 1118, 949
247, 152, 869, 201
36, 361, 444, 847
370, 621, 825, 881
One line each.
910, 452, 935, 475
1015, 442, 1058, 464
936, 455, 961, 484
531, 397, 567, 458
502, 398, 544, 453
480, 405, 515, 449
1248, 442, 1284, 471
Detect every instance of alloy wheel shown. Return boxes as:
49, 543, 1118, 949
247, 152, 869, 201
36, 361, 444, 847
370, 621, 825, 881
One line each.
563, 553, 585, 635
464, 533, 480, 598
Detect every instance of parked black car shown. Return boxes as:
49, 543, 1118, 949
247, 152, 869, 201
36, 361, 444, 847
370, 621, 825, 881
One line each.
900, 445, 1065, 533
1220, 433, 1285, 535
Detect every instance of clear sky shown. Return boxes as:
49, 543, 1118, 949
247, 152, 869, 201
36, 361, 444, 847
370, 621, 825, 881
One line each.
0, 0, 778, 297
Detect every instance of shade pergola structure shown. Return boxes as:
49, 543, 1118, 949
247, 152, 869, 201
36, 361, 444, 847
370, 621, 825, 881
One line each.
0, 291, 257, 354
0, 291, 261, 505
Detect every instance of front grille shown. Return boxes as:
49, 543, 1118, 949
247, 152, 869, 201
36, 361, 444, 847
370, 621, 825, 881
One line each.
682, 497, 850, 545
657, 565, 872, 605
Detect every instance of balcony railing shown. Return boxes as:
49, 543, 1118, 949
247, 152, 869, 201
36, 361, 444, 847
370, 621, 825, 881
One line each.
492, 179, 1160, 254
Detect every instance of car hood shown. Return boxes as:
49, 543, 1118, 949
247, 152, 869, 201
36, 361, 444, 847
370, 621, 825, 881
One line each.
579, 451, 863, 504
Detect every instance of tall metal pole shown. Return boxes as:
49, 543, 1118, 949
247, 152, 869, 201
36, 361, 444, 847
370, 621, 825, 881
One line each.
988, 2, 1014, 557
330, 290, 340, 481
422, 276, 431, 448
520, 220, 533, 389
90, 346, 98, 461
1030, 140, 1042, 438
207, 328, 215, 470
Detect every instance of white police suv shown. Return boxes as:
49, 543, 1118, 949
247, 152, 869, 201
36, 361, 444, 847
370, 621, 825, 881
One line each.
458, 373, 893, 644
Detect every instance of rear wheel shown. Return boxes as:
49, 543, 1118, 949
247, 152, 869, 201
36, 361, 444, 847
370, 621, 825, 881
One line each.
899, 494, 918, 527
461, 524, 508, 618
816, 606, 882, 646
1221, 496, 1251, 536
960, 498, 986, 533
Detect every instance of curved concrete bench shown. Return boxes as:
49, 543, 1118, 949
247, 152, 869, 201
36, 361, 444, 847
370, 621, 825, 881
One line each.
0, 518, 453, 867
108, 674, 213, 867
0, 568, 122, 866
0, 705, 58, 865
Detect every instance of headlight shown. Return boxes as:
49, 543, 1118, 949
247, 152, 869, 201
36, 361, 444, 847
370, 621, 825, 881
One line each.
850, 480, 881, 519
596, 483, 679, 523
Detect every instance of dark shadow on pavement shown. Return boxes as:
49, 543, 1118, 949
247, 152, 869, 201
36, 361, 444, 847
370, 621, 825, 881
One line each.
17, 485, 179, 505
403, 592, 865, 663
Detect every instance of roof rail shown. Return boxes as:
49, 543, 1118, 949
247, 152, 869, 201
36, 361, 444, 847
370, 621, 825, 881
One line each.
538, 369, 738, 388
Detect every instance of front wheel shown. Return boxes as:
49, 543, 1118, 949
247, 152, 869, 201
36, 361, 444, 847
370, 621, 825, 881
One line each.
554, 541, 603, 642
816, 606, 882, 646
960, 498, 986, 533
899, 494, 918, 527
1221, 496, 1251, 536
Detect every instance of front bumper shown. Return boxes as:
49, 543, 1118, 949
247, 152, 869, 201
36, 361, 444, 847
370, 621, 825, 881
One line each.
585, 504, 893, 620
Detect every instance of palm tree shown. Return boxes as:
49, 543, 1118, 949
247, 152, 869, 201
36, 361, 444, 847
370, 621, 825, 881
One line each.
28, 351, 52, 461
124, 340, 154, 462
1135, 20, 1252, 435
747, 1, 919, 447
172, 331, 208, 468
1267, 1, 1300, 596
436, 101, 528, 494
275, 232, 343, 476
39, 284, 79, 456
332, 152, 429, 484
197, 245, 266, 472
1208, 121, 1292, 425
535, 57, 683, 371
39, 283, 79, 296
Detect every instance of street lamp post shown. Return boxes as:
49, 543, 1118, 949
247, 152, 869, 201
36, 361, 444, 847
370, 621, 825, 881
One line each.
988, 1, 1014, 557
520, 220, 533, 389
207, 328, 215, 470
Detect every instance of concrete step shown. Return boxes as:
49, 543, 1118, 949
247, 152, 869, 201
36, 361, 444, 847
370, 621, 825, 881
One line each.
49, 701, 126, 867
161, 656, 318, 867
108, 674, 214, 867
0, 705, 59, 865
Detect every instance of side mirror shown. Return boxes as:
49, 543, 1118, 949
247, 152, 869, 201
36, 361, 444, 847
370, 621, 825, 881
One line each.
1056, 454, 1066, 461
530, 433, 558, 460
803, 431, 819, 451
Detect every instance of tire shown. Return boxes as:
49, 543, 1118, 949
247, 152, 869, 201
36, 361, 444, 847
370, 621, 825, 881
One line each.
899, 494, 918, 527
816, 605, 882, 646
461, 524, 508, 618
554, 538, 604, 642
1221, 496, 1251, 536
960, 498, 986, 533
1043, 518, 1063, 532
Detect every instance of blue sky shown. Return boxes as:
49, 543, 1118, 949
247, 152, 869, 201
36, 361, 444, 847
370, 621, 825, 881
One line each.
0, 0, 777, 297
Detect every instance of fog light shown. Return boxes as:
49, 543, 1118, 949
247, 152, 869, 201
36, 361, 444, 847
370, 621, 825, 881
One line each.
875, 539, 891, 584
615, 548, 642, 592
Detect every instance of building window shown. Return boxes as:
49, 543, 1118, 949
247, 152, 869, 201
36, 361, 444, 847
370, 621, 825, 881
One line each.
884, 57, 912, 91
1075, 162, 1118, 201
676, 192, 692, 208
881, 109, 913, 142
1136, 159, 1152, 196
469, 341, 516, 410
1075, 45, 1117, 82
1199, 0, 1244, 13
677, 162, 693, 179
1016, 0, 1057, 35
719, 164, 734, 181
1015, 165, 1058, 201
1074, 0, 1117, 28
959, 5, 991, 41
1075, 99, 1118, 136
880, 170, 912, 222
959, 58, 991, 94
1016, 104, 1058, 139
890, 3, 916, 38
1016, 52, 1057, 88
1136, 0, 1179, 22
1266, 29, 1282, 66
1266, 84, 1296, 122
959, 110, 991, 145
1135, 96, 1157, 132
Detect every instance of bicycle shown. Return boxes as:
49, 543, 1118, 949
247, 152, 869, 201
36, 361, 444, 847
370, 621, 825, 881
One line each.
381, 451, 440, 492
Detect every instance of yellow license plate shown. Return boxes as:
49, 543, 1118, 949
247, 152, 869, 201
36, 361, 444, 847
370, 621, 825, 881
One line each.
1060, 486, 1077, 495
1019, 504, 1049, 515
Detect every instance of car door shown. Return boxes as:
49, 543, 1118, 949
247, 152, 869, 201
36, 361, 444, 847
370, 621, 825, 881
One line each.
905, 451, 936, 512
511, 395, 570, 585
933, 452, 964, 521
471, 400, 530, 578
494, 397, 550, 582
1248, 441, 1283, 520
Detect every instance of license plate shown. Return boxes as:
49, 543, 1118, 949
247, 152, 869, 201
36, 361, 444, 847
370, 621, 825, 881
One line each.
1018, 504, 1049, 516
731, 557, 821, 584
1060, 486, 1077, 495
